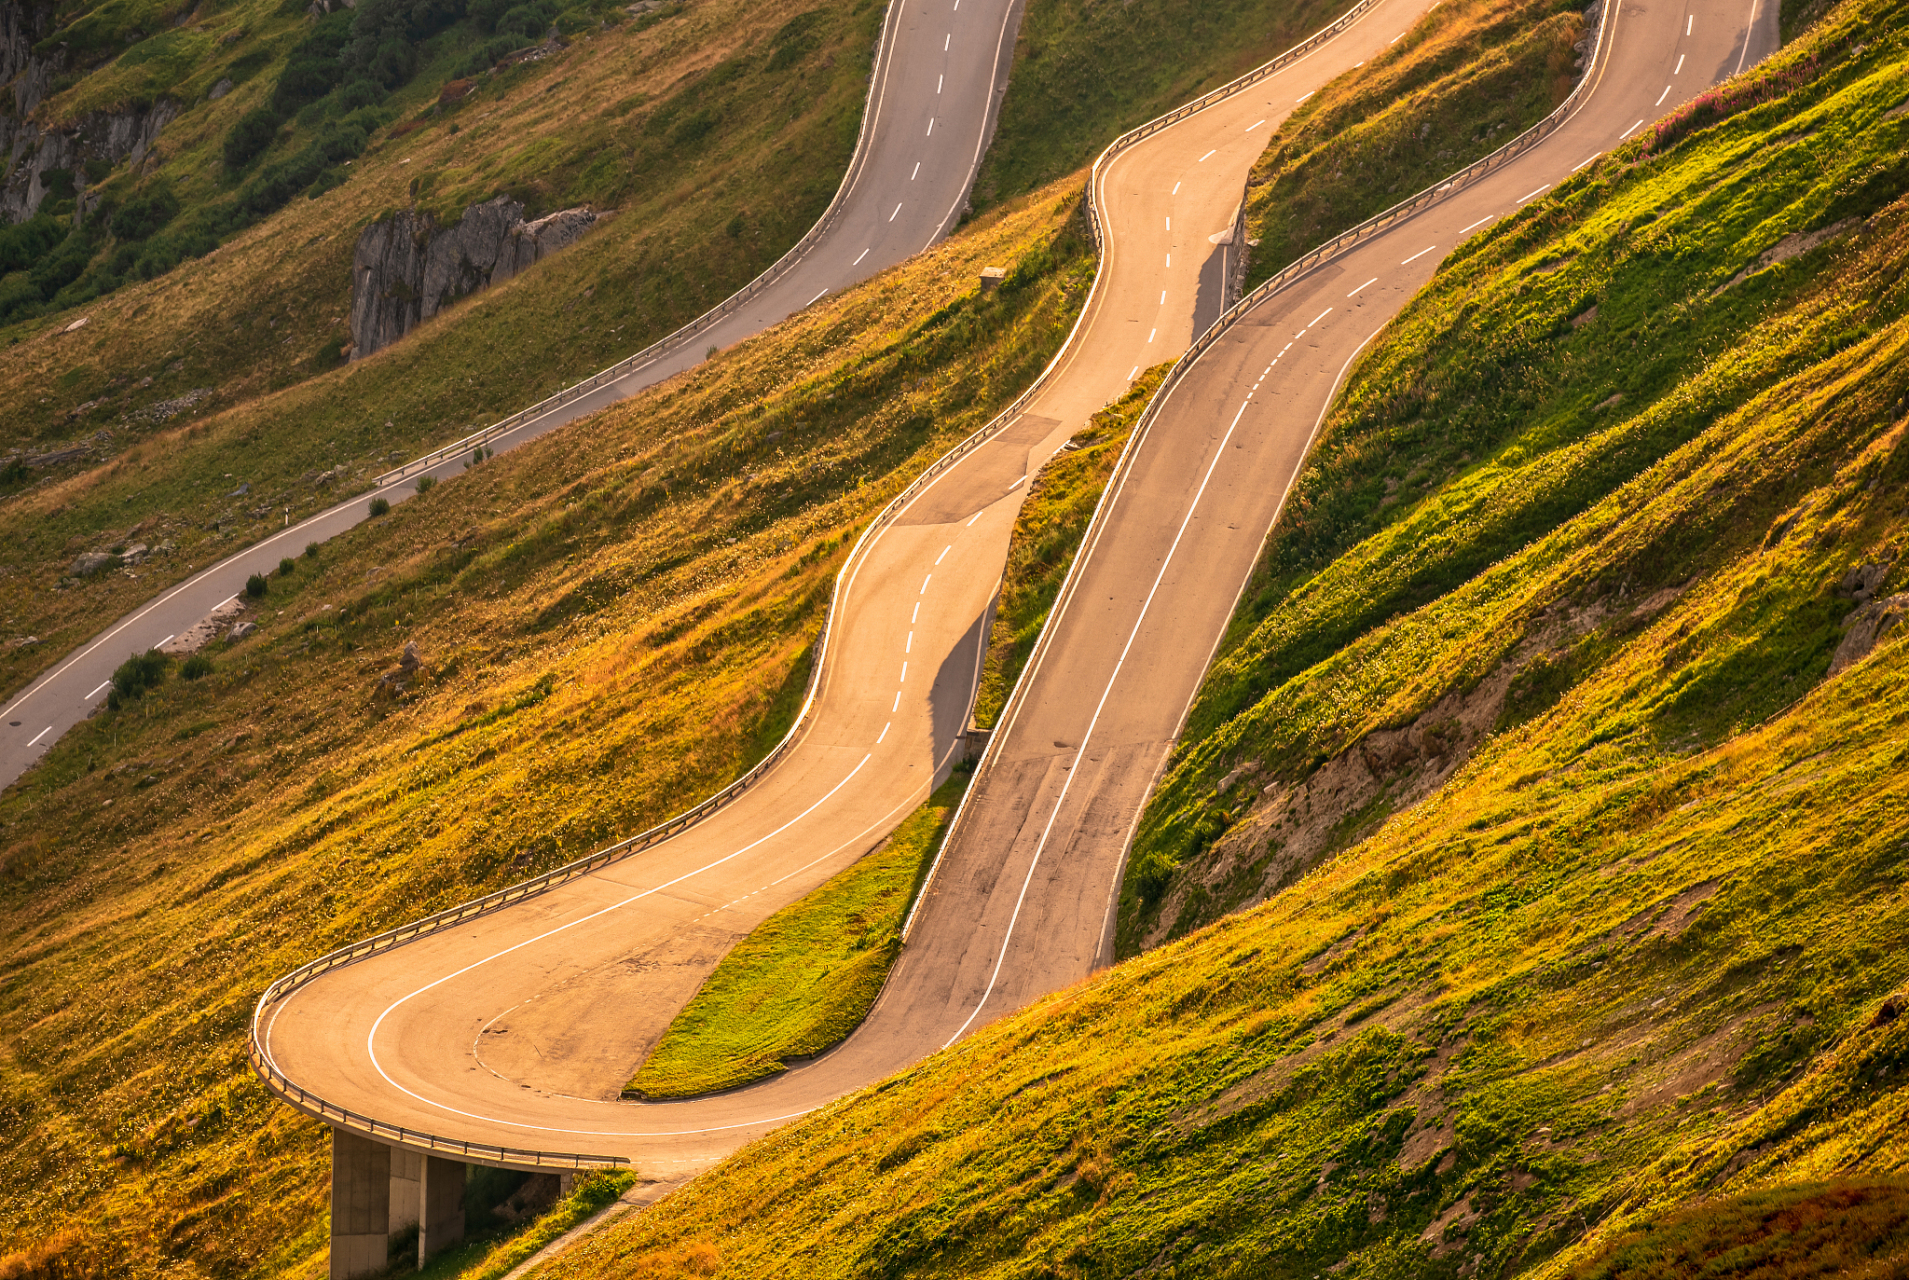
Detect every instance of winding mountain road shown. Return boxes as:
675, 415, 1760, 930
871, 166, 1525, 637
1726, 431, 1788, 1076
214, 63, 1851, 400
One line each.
256, 0, 1453, 1184
0, 0, 1025, 791
115, 0, 1782, 1262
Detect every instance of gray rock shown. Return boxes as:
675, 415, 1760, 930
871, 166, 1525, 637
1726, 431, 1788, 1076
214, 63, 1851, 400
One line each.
121, 542, 149, 564
1839, 562, 1889, 602
70, 550, 116, 576
1830, 593, 1907, 676
207, 78, 233, 101
349, 196, 599, 359
228, 620, 257, 641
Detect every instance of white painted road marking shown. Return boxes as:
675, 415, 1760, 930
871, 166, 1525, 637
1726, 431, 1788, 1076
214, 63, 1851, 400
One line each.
921, 575, 932, 593
1687, 14, 1693, 33
1574, 153, 1600, 171
878, 722, 890, 744
1655, 84, 1672, 105
1401, 244, 1436, 264
1199, 149, 1216, 162
935, 545, 951, 565
1148, 327, 1157, 343
89, 680, 111, 697
1675, 53, 1685, 73
1459, 213, 1495, 234
1308, 307, 1333, 327
1296, 90, 1315, 103
1621, 118, 1645, 138
808, 289, 828, 305
1348, 278, 1378, 295
855, 247, 870, 264
1517, 183, 1550, 203
1247, 118, 1266, 130
890, 202, 904, 221
28, 726, 52, 746
911, 162, 920, 179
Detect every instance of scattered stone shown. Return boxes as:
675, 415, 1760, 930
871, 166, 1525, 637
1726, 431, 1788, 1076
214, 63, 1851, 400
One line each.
378, 640, 425, 695
7, 636, 39, 648
125, 386, 214, 426
228, 620, 258, 642
1838, 562, 1889, 602
207, 78, 234, 101
1595, 392, 1625, 410
163, 598, 245, 654
121, 543, 149, 564
70, 551, 117, 576
1829, 592, 1906, 676
63, 316, 89, 333
227, 482, 249, 498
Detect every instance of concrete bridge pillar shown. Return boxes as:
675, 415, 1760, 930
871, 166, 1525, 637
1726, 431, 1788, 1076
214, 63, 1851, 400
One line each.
329, 1130, 390, 1280
328, 1129, 468, 1277
418, 1152, 467, 1264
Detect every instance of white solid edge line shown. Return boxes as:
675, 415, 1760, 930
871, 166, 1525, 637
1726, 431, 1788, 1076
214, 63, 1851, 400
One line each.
362, 754, 876, 1136
941, 392, 1262, 1049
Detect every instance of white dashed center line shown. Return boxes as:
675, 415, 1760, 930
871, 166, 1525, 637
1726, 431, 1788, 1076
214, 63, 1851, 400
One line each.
1308, 308, 1333, 327
1686, 15, 1693, 34
1348, 278, 1378, 296
935, 545, 952, 565
878, 722, 890, 744
89, 680, 111, 697
1247, 118, 1266, 130
1621, 118, 1645, 138
921, 575, 932, 593
854, 247, 870, 264
1655, 84, 1672, 105
1675, 53, 1685, 73
911, 601, 920, 623
1147, 327, 1157, 343
28, 725, 52, 746
890, 202, 904, 221
1517, 183, 1550, 203
1459, 213, 1496, 234
1199, 149, 1216, 162
1296, 90, 1315, 103
1401, 244, 1436, 264
911, 162, 920, 179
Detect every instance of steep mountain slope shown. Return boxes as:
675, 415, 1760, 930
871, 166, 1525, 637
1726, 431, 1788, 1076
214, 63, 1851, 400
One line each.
1121, 0, 1907, 951
431, 5, 1909, 1274
0, 0, 878, 701
0, 181, 1090, 1279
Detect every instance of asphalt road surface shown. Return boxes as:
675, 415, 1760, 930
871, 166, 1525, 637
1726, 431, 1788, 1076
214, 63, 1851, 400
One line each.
257, 0, 1457, 1175
267, 0, 1777, 1183
0, 0, 1026, 791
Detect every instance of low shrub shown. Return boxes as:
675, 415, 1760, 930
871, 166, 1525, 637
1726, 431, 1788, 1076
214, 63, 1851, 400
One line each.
415, 474, 437, 495
368, 497, 391, 517
277, 557, 296, 576
180, 654, 214, 680
244, 573, 269, 598
107, 649, 169, 707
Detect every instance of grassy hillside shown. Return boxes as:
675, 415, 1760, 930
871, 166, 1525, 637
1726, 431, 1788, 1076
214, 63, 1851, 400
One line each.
1241, 0, 1584, 285
969, 363, 1166, 730
968, 0, 1349, 213
629, 771, 969, 1100
0, 175, 1092, 1280
1121, 0, 1908, 951
427, 4, 1909, 1274
0, 0, 881, 702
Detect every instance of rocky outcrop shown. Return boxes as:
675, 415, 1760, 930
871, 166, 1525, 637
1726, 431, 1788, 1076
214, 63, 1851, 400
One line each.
2, 0, 180, 223
348, 196, 599, 359
1831, 592, 1906, 676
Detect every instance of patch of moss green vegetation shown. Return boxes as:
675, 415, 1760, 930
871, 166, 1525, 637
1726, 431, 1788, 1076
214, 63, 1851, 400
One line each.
969, 0, 1352, 212
408, 1170, 638, 1280
0, 178, 1090, 1278
1565, 1178, 1909, 1279
0, 0, 884, 705
1122, 0, 1909, 951
491, 6, 1909, 1274
1242, 0, 1584, 287
629, 771, 972, 1099
970, 363, 1169, 729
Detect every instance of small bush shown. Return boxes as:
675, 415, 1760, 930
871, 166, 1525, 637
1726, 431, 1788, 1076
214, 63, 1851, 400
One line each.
245, 572, 269, 598
223, 108, 282, 171
304, 542, 320, 559
109, 648, 170, 707
180, 654, 214, 680
277, 556, 296, 576
416, 474, 437, 495
369, 497, 391, 517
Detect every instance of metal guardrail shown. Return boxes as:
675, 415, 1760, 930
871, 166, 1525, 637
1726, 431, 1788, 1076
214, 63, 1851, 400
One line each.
908, 0, 1613, 937
254, 0, 1611, 1168
364, 0, 906, 493
248, 1039, 629, 1170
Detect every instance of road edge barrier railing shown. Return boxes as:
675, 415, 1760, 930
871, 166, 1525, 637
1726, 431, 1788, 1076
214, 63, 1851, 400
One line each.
905, 0, 1613, 942
247, 1039, 630, 1171
254, 0, 1561, 1161
363, 0, 907, 492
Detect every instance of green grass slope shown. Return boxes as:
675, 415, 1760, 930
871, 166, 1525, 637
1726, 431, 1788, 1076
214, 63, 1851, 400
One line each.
629, 771, 970, 1100
0, 178, 1091, 1279
1241, 0, 1584, 285
1120, 0, 1909, 951
969, 0, 1348, 213
968, 363, 1167, 730
0, 0, 881, 702
409, 5, 1909, 1275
